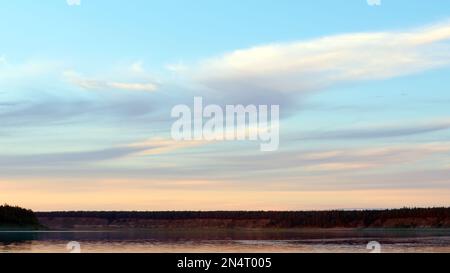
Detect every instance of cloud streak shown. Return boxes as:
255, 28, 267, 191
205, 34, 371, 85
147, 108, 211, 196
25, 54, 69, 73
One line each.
295, 119, 450, 141
192, 21, 450, 108
64, 71, 158, 92
0, 137, 205, 167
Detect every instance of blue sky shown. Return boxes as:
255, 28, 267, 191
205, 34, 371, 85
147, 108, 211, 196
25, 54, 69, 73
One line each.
1, 0, 450, 211
2, 0, 450, 68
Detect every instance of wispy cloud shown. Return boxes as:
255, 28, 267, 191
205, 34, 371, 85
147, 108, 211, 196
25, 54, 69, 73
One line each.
191, 21, 450, 108
295, 119, 450, 141
64, 70, 159, 92
0, 146, 148, 166
130, 137, 208, 156
190, 141, 450, 179
130, 61, 145, 73
165, 62, 188, 73
0, 137, 203, 167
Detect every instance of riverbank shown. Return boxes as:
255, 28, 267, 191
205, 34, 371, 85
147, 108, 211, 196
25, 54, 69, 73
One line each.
0, 205, 42, 230
36, 208, 450, 230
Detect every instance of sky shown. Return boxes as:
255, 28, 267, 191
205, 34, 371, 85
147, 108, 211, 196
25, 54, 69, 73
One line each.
1, 0, 450, 211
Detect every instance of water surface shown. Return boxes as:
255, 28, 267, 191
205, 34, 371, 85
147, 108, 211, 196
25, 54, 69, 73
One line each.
1, 229, 450, 253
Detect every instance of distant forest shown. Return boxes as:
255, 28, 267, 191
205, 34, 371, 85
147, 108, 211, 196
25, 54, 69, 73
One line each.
37, 207, 450, 228
0, 205, 41, 228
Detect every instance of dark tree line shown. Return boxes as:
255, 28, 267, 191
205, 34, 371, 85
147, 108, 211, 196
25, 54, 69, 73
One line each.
0, 204, 41, 228
36, 207, 450, 228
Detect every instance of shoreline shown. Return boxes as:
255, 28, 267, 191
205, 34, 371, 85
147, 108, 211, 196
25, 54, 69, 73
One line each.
3, 227, 450, 233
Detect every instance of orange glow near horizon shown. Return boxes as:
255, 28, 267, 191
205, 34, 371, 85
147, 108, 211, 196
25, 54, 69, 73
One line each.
1, 179, 449, 211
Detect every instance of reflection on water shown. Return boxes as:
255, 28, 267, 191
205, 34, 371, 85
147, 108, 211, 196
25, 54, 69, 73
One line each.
1, 229, 450, 253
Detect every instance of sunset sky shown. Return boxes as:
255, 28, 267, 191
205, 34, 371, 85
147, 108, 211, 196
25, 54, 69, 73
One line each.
1, 0, 450, 211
